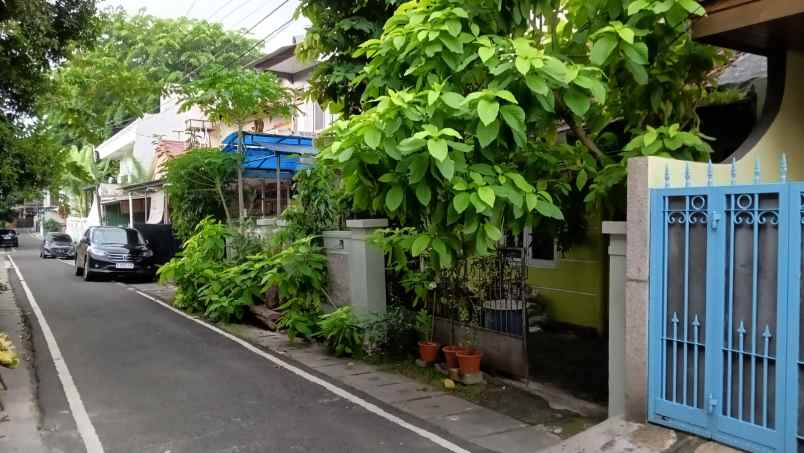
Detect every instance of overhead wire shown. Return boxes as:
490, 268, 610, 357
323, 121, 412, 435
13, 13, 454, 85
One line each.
218, 0, 260, 24
183, 0, 200, 17
204, 0, 238, 22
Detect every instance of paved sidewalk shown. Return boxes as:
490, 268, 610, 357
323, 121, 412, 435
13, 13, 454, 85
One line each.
0, 257, 46, 452
541, 417, 740, 453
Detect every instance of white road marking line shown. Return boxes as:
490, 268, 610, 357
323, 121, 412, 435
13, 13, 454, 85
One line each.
57, 259, 74, 266
7, 256, 105, 453
132, 289, 473, 453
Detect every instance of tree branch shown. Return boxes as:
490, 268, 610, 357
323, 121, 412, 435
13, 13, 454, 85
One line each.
566, 114, 606, 161
555, 93, 606, 161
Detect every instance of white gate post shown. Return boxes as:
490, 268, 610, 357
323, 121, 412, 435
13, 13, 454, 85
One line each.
603, 221, 627, 417
346, 219, 388, 316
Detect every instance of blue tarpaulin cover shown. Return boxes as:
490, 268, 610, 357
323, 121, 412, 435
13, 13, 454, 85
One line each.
221, 132, 315, 179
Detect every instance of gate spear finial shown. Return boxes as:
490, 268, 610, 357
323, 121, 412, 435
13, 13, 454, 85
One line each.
665, 164, 671, 188
754, 158, 761, 184
731, 158, 737, 185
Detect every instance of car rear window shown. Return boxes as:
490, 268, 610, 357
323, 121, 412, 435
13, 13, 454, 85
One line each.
49, 234, 71, 242
92, 228, 145, 245
0, 230, 15, 235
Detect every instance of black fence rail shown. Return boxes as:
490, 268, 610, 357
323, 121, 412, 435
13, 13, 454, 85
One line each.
432, 247, 528, 338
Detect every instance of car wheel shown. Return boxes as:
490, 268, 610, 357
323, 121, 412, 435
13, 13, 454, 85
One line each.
82, 257, 94, 282
74, 256, 83, 276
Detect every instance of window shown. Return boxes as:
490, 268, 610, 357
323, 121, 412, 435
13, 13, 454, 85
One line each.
91, 227, 145, 245
504, 228, 558, 268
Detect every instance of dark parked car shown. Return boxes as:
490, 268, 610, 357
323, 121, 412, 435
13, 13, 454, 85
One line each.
0, 229, 18, 248
40, 232, 75, 259
74, 226, 156, 281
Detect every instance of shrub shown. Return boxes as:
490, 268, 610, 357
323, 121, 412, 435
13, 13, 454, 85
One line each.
317, 306, 363, 357
263, 237, 329, 341
164, 148, 238, 241
158, 218, 231, 317
44, 218, 63, 232
0, 332, 19, 369
362, 306, 418, 359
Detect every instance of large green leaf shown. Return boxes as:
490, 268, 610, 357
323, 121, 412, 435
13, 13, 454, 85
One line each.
364, 127, 381, 149
678, 0, 705, 14
500, 105, 526, 133
622, 42, 649, 65
436, 157, 455, 180
476, 119, 499, 147
477, 99, 500, 126
515, 57, 530, 75
398, 137, 426, 153
415, 183, 432, 205
625, 60, 648, 85
409, 153, 429, 183
445, 20, 462, 37
525, 75, 548, 95
385, 185, 404, 211
442, 92, 465, 109
427, 138, 448, 161
478, 46, 494, 62
535, 199, 564, 220
478, 186, 495, 207
453, 192, 470, 213
484, 223, 502, 241
590, 34, 618, 66
411, 235, 431, 256
564, 88, 591, 116
505, 172, 535, 192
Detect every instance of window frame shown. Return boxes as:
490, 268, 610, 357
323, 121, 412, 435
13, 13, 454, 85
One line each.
516, 227, 559, 269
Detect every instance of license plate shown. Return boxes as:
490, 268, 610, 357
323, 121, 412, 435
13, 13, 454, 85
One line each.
115, 263, 135, 270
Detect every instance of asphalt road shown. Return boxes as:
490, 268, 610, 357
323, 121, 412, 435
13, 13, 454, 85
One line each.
5, 235, 467, 453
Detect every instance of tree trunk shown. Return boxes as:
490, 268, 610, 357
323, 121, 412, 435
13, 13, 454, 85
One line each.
236, 125, 245, 223
216, 183, 231, 222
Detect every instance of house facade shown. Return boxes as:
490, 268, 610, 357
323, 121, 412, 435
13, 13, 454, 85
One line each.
80, 35, 331, 234
616, 2, 804, 451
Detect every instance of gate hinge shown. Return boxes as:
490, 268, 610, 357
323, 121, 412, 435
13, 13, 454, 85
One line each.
708, 395, 719, 414
710, 211, 721, 231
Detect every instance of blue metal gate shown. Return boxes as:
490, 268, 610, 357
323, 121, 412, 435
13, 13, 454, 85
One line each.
649, 159, 804, 452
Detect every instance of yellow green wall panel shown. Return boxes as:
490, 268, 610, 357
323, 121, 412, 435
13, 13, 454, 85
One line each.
526, 230, 607, 333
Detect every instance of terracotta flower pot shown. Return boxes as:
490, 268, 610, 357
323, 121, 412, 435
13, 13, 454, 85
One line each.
456, 349, 482, 375
418, 341, 440, 364
442, 345, 465, 369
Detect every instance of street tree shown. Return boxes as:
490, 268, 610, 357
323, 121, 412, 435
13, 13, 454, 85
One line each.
40, 11, 260, 146
59, 146, 118, 219
0, 0, 97, 207
295, 0, 400, 117
163, 148, 239, 241
179, 66, 296, 222
322, 0, 720, 267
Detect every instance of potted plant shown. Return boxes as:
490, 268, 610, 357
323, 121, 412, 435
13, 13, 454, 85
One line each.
456, 302, 482, 375
415, 307, 439, 364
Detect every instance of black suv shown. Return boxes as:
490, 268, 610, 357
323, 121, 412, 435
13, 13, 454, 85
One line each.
0, 229, 18, 248
41, 232, 75, 259
74, 226, 156, 281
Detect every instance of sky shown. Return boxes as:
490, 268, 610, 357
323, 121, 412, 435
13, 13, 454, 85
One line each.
99, 0, 310, 54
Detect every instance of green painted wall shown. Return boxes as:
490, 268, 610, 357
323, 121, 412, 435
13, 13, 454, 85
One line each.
527, 224, 607, 333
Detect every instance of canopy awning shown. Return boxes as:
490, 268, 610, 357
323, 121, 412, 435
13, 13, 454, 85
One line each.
221, 132, 316, 178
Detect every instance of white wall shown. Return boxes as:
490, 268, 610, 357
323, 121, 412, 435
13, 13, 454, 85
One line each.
116, 100, 206, 184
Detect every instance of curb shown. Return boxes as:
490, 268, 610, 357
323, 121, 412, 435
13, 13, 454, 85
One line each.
0, 257, 46, 452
